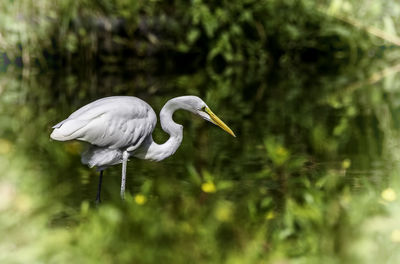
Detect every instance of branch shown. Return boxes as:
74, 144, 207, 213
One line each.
321, 9, 400, 46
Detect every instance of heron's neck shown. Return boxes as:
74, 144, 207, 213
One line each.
134, 98, 184, 161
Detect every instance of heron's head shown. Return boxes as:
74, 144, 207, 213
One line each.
178, 96, 236, 137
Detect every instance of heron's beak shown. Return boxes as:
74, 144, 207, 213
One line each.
205, 107, 236, 137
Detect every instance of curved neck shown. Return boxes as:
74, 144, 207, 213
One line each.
134, 98, 184, 161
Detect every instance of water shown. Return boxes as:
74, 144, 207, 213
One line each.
2, 58, 400, 262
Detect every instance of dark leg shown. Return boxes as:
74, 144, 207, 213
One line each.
96, 170, 104, 204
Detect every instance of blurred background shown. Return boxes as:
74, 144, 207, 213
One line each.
1, 0, 400, 263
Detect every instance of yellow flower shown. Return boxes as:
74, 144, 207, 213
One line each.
276, 146, 288, 156
381, 188, 397, 202
391, 229, 400, 243
274, 146, 289, 165
201, 181, 216, 193
0, 139, 12, 155
265, 211, 276, 220
342, 159, 351, 169
134, 194, 147, 205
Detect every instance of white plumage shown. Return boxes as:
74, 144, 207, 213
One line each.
50, 95, 235, 202
51, 96, 156, 168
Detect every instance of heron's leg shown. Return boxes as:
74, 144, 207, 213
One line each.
120, 152, 129, 200
96, 170, 104, 204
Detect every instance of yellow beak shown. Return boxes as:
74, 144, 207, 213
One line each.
205, 107, 236, 137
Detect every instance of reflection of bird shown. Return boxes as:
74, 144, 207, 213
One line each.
50, 96, 235, 203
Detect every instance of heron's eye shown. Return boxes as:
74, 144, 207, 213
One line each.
201, 106, 207, 112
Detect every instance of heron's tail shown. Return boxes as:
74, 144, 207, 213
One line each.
50, 119, 88, 141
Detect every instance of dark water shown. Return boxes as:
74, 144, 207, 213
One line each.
2, 58, 400, 262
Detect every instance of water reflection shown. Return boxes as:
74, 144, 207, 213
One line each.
1, 59, 400, 262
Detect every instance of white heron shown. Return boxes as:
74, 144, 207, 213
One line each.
50, 96, 235, 203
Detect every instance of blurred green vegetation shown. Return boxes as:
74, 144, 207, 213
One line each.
2, 0, 400, 263
0, 0, 393, 70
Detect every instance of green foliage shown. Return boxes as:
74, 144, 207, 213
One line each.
2, 0, 400, 263
0, 0, 383, 71
2, 47, 400, 262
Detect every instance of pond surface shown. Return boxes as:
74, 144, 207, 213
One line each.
1, 57, 400, 262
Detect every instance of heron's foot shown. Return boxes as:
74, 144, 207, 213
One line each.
95, 197, 101, 205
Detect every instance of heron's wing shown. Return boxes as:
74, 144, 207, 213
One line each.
50, 96, 157, 150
